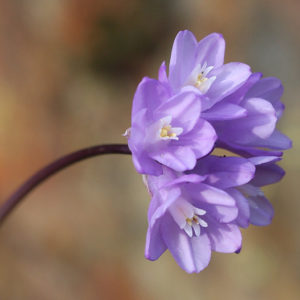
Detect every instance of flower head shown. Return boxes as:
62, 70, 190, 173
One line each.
126, 30, 291, 273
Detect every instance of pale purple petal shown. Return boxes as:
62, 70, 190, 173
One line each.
145, 218, 167, 260
131, 78, 169, 117
161, 214, 211, 273
216, 140, 283, 157
248, 156, 281, 165
251, 164, 285, 187
222, 72, 262, 105
131, 151, 162, 176
188, 183, 236, 206
207, 219, 242, 253
195, 33, 225, 68
215, 97, 277, 145
156, 91, 201, 132
202, 102, 247, 120
158, 61, 168, 84
227, 188, 250, 228
193, 156, 255, 189
249, 196, 274, 226
176, 118, 217, 157
169, 30, 198, 91
243, 130, 292, 150
163, 174, 206, 188
204, 62, 251, 110
246, 77, 284, 117
151, 146, 197, 172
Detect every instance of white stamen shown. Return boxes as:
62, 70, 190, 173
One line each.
183, 224, 193, 237
169, 198, 208, 238
192, 223, 201, 237
158, 116, 183, 140
199, 219, 208, 228
185, 62, 216, 93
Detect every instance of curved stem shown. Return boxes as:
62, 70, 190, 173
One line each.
0, 144, 131, 225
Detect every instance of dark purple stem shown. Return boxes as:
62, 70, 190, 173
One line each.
0, 144, 131, 225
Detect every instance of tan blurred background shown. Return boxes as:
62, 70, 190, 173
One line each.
0, 0, 299, 299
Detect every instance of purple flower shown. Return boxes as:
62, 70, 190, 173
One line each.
192, 155, 284, 228
144, 157, 255, 273
212, 73, 292, 156
159, 30, 252, 111
127, 77, 216, 175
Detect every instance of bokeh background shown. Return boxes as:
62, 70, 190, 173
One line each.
0, 0, 299, 299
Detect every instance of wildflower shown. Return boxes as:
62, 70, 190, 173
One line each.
192, 155, 284, 228
128, 77, 216, 175
159, 30, 252, 111
213, 74, 292, 156
145, 158, 255, 273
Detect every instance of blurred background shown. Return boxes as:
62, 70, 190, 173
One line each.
0, 0, 299, 299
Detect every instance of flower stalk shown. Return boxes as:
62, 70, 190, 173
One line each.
0, 144, 131, 225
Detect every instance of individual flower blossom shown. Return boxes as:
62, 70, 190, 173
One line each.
213, 73, 292, 156
158, 30, 252, 111
191, 155, 284, 228
144, 157, 255, 273
127, 77, 216, 175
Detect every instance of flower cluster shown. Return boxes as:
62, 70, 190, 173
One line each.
126, 30, 291, 273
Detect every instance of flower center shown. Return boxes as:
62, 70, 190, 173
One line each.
160, 125, 177, 139
158, 116, 183, 141
186, 62, 216, 94
183, 211, 208, 237
169, 198, 208, 237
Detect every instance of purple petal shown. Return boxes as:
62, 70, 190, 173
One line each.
215, 97, 277, 145
193, 156, 255, 189
189, 183, 236, 206
222, 72, 262, 105
131, 151, 162, 175
246, 77, 283, 115
202, 102, 247, 120
216, 140, 283, 157
251, 163, 285, 187
227, 188, 250, 228
145, 218, 167, 260
161, 214, 211, 273
207, 219, 242, 253
204, 62, 251, 110
131, 78, 169, 118
169, 30, 198, 91
248, 156, 281, 165
249, 195, 274, 226
158, 61, 168, 84
156, 91, 201, 132
176, 118, 217, 157
151, 146, 197, 172
164, 174, 206, 188
195, 33, 225, 68
243, 130, 292, 150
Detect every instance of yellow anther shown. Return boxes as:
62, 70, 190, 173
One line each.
160, 125, 177, 139
186, 218, 193, 226
192, 216, 199, 224
195, 74, 208, 87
